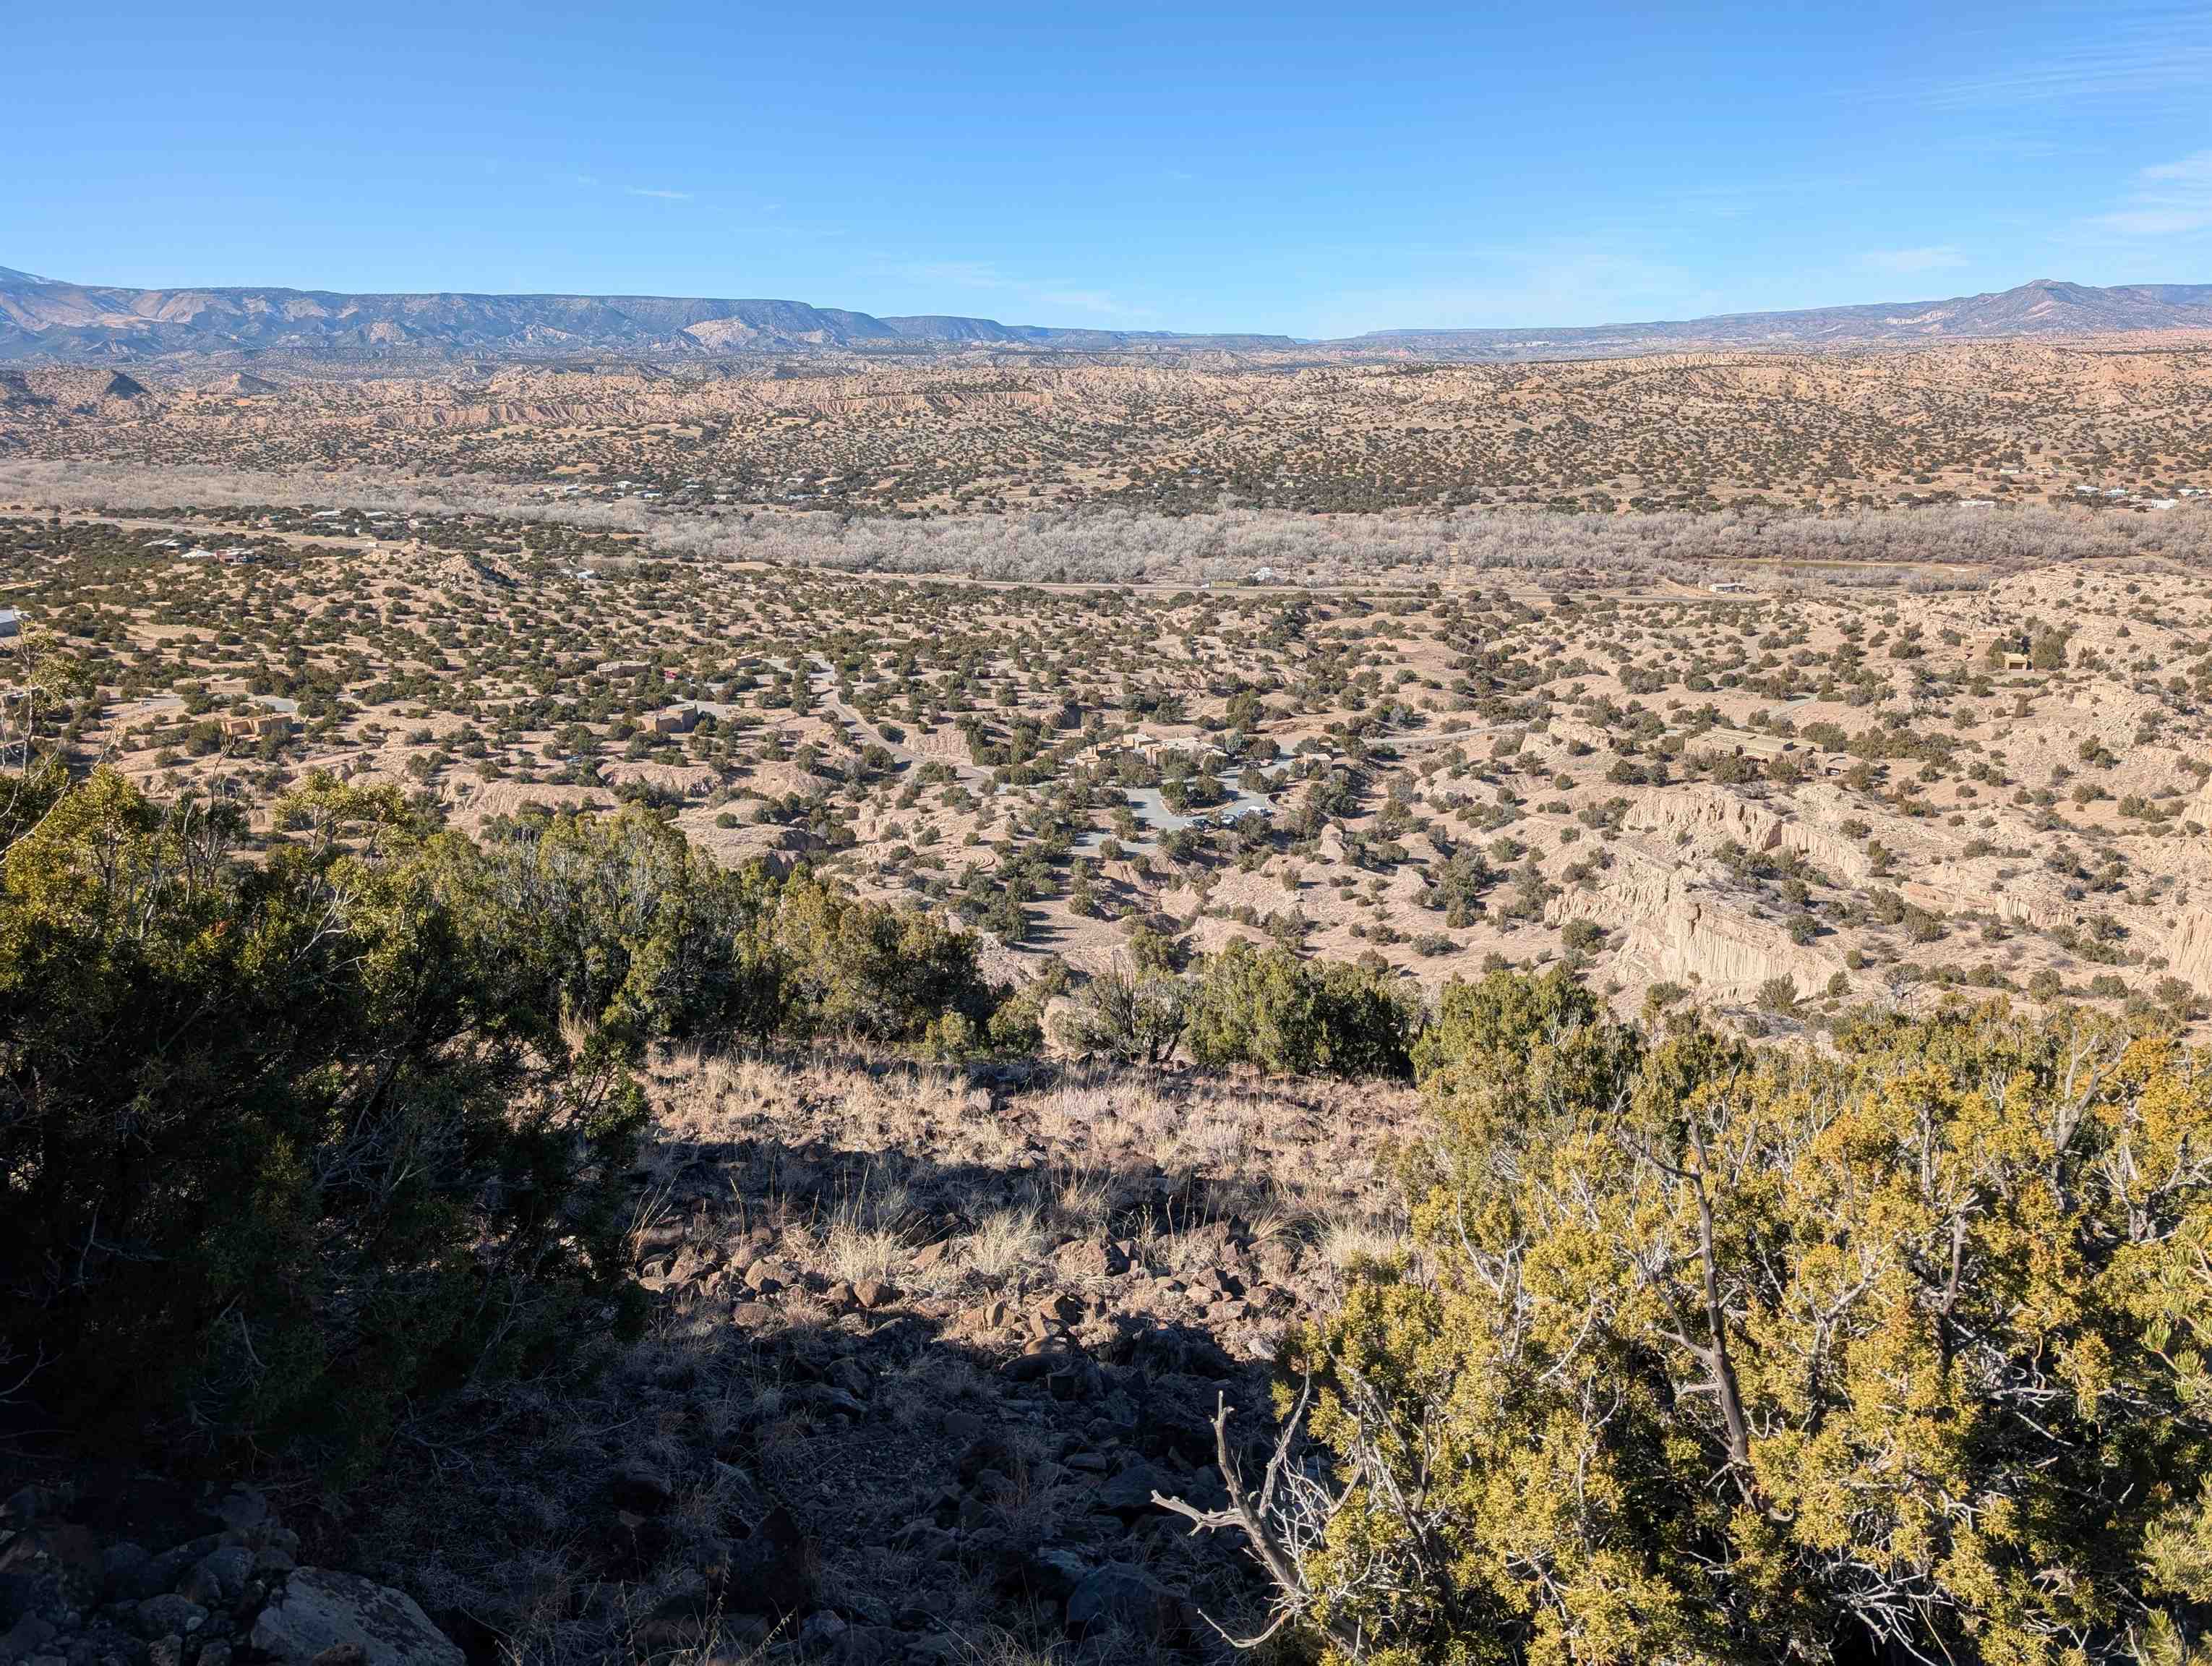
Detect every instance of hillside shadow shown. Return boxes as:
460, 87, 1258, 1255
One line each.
342, 1101, 1321, 1665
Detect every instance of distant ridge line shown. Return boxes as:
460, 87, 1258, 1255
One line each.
1, 268, 2208, 364
0, 266, 1295, 362
1347, 279, 2212, 361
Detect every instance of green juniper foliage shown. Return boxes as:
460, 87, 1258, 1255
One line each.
1267, 970, 2212, 1665
0, 769, 999, 1474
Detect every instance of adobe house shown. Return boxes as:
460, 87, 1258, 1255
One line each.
223, 712, 293, 742
1972, 631, 2035, 672
1107, 729, 1170, 765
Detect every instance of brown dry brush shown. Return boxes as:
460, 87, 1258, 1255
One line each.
6, 459, 2204, 586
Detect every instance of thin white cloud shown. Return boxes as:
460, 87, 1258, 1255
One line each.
550, 171, 600, 188
2088, 150, 2212, 238
1861, 245, 1968, 275
626, 187, 693, 201
1946, 134, 2068, 161
1919, 8, 2212, 109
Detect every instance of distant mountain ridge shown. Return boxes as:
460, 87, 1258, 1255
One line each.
0, 267, 1293, 362
1353, 279, 2212, 360
1, 267, 2208, 364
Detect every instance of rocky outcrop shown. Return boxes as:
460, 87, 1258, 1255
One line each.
2169, 907, 2212, 998
1617, 893, 1836, 1001
691, 819, 823, 877
1546, 846, 1681, 933
250, 1568, 463, 1666
0, 1482, 461, 1666
1625, 785, 1783, 853
446, 779, 609, 824
1548, 834, 1838, 1000
1902, 869, 2082, 933
1066, 1563, 1187, 1640
1546, 716, 1613, 753
1776, 819, 1875, 885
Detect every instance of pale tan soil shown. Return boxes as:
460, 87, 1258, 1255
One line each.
10, 493, 2212, 1038
6, 334, 2212, 516
8, 332, 2212, 1042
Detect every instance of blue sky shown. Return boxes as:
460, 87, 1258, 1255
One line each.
9, 0, 2210, 337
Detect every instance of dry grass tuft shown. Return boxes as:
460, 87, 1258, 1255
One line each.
964, 1206, 1047, 1287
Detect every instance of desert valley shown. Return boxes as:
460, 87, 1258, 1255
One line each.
6, 249, 2212, 1666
